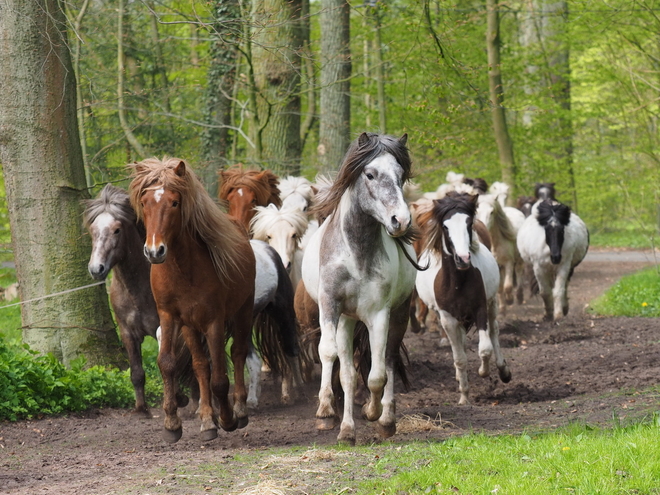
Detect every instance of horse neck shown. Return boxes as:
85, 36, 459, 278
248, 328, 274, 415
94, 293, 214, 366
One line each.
488, 205, 515, 247
437, 243, 471, 290
112, 223, 152, 295
337, 193, 384, 257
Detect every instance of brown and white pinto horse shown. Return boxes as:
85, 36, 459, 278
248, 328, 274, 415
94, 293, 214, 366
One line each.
219, 166, 281, 231
130, 157, 256, 444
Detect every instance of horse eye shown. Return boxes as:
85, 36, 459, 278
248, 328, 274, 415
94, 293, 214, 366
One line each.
267, 235, 271, 240
366, 173, 374, 180
114, 228, 121, 235
292, 233, 297, 239
172, 200, 179, 207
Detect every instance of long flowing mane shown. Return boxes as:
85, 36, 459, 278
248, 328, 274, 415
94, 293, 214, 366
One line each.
312, 133, 412, 223
489, 198, 517, 243
279, 176, 315, 205
219, 166, 282, 207
418, 192, 480, 254
129, 157, 247, 280
83, 184, 146, 239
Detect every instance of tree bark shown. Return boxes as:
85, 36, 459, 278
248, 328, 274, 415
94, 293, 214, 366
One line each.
486, 0, 516, 200
0, 0, 122, 367
370, 3, 387, 134
202, 0, 242, 195
252, 0, 303, 175
318, 0, 351, 172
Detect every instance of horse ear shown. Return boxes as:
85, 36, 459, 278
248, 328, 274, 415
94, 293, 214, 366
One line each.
358, 132, 370, 148
399, 133, 408, 146
174, 161, 186, 177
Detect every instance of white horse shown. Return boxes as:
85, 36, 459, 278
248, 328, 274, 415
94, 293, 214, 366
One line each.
250, 204, 309, 290
476, 192, 526, 312
302, 132, 417, 444
517, 199, 589, 321
279, 175, 315, 213
415, 192, 511, 405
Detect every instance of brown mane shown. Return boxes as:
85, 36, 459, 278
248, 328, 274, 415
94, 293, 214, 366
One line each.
312, 133, 412, 224
219, 166, 282, 207
128, 156, 248, 281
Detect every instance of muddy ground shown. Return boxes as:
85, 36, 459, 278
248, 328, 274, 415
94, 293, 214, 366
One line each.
1, 249, 659, 494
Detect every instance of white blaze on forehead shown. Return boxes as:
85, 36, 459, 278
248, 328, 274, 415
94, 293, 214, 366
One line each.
93, 212, 115, 232
443, 212, 471, 257
238, 188, 244, 197
154, 187, 165, 203
369, 153, 402, 182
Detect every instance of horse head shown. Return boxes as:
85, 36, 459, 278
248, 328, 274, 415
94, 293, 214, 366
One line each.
536, 199, 571, 264
219, 168, 281, 231
251, 204, 308, 273
83, 184, 137, 280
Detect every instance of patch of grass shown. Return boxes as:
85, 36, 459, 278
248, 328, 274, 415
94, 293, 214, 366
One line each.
356, 420, 660, 494
589, 267, 660, 317
589, 229, 657, 249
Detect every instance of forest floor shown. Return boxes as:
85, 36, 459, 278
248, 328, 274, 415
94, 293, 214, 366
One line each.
1, 248, 659, 494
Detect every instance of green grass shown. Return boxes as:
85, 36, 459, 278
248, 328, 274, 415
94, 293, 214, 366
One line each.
355, 421, 660, 494
589, 229, 657, 249
589, 267, 660, 317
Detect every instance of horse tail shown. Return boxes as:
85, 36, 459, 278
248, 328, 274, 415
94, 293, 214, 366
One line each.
353, 321, 410, 392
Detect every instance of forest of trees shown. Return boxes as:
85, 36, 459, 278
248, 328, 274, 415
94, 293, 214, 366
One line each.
0, 0, 658, 362
50, 0, 658, 231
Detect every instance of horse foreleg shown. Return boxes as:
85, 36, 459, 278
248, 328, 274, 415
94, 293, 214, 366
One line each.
553, 263, 571, 320
119, 324, 149, 416
316, 314, 339, 431
230, 300, 253, 429
246, 344, 262, 409
157, 315, 183, 443
336, 316, 358, 445
439, 310, 469, 405
533, 265, 555, 321
362, 310, 389, 424
181, 324, 216, 440
502, 260, 515, 306
476, 298, 493, 378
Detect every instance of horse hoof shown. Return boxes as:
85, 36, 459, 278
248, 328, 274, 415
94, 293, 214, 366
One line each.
478, 366, 490, 378
439, 337, 450, 347
200, 428, 218, 442
163, 427, 183, 444
377, 422, 396, 438
499, 367, 512, 383
316, 417, 338, 431
337, 431, 356, 446
361, 403, 382, 422
237, 416, 249, 429
220, 419, 238, 433
131, 407, 152, 418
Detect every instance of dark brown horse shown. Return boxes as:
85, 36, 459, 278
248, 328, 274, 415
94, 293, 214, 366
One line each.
130, 157, 255, 443
83, 184, 194, 416
219, 166, 281, 232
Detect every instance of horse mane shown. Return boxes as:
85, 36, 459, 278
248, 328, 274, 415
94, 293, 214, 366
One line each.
279, 176, 314, 204
417, 192, 479, 254
312, 133, 412, 224
129, 156, 248, 281
219, 166, 282, 207
250, 204, 309, 242
465, 177, 489, 194
489, 197, 518, 243
82, 183, 147, 241
536, 199, 571, 227
535, 182, 556, 200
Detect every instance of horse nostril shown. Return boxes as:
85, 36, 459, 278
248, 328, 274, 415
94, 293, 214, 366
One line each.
391, 216, 400, 228
98, 264, 105, 275
157, 245, 166, 258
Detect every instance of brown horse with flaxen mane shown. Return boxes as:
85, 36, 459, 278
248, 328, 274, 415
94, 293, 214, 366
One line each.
129, 157, 256, 444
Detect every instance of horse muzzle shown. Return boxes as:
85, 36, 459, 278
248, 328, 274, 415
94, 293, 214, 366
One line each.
144, 243, 168, 264
550, 254, 562, 265
453, 253, 471, 270
386, 215, 412, 238
88, 263, 109, 280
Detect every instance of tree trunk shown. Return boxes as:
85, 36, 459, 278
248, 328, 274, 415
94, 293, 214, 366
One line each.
299, 0, 317, 151
0, 0, 122, 367
486, 0, 516, 200
202, 0, 241, 195
318, 0, 351, 172
252, 0, 303, 175
370, 3, 387, 134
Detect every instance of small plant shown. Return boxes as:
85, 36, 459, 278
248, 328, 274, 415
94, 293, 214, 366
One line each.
589, 267, 660, 317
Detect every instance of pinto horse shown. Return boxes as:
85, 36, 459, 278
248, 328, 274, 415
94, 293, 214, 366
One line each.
517, 199, 589, 321
302, 132, 417, 444
130, 157, 255, 443
219, 166, 281, 231
416, 192, 511, 405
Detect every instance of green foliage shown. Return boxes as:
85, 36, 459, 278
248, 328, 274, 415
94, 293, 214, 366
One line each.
589, 267, 660, 317
0, 339, 134, 421
355, 421, 660, 494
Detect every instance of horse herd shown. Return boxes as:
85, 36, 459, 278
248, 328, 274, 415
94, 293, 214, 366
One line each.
82, 132, 589, 445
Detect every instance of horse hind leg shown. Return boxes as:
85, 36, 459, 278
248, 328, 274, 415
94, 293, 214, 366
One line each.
120, 327, 150, 417
488, 298, 511, 383
246, 345, 262, 409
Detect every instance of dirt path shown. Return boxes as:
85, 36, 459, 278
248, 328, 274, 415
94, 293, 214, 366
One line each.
1, 249, 659, 494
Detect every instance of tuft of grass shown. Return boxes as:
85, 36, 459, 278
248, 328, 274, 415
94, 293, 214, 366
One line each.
589, 267, 660, 317
356, 420, 660, 494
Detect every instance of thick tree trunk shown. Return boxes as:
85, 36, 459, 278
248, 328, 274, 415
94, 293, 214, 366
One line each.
318, 0, 351, 172
0, 0, 122, 367
202, 0, 241, 194
486, 0, 516, 200
252, 0, 303, 175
